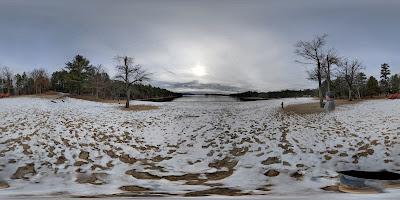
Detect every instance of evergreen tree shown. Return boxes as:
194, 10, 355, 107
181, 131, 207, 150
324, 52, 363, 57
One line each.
380, 63, 391, 94
366, 76, 380, 97
21, 72, 31, 94
15, 73, 23, 95
48, 55, 178, 100
51, 70, 68, 92
65, 55, 93, 95
331, 76, 348, 98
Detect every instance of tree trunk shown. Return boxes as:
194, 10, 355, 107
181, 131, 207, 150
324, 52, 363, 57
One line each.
348, 87, 352, 101
327, 78, 331, 92
317, 63, 324, 108
318, 80, 323, 108
327, 61, 331, 92
96, 88, 99, 99
125, 88, 130, 108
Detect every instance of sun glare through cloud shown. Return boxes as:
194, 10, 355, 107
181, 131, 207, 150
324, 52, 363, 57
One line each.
191, 64, 207, 77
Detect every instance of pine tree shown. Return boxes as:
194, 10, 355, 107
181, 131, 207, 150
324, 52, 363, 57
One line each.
366, 76, 380, 97
15, 73, 23, 95
65, 55, 93, 95
380, 63, 391, 94
51, 70, 68, 92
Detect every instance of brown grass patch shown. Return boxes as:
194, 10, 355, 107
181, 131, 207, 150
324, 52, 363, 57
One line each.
284, 102, 324, 114
119, 185, 151, 192
12, 91, 65, 99
284, 99, 364, 115
0, 181, 10, 189
184, 188, 249, 196
71, 96, 159, 111
120, 105, 159, 111
72, 95, 123, 104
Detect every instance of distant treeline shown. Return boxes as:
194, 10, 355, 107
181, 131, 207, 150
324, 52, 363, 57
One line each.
0, 55, 180, 100
230, 89, 317, 99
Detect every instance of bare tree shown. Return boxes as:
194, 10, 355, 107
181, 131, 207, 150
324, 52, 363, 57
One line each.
337, 58, 364, 101
295, 34, 327, 108
0, 66, 13, 94
90, 65, 108, 99
31, 68, 49, 94
115, 56, 150, 108
354, 72, 367, 99
322, 48, 339, 93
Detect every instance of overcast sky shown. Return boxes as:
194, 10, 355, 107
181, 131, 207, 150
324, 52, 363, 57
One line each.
0, 0, 399, 93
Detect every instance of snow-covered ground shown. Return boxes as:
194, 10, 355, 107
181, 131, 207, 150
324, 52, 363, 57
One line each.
0, 96, 399, 198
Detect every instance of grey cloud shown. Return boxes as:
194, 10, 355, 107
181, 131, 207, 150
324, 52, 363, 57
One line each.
0, 0, 399, 92
154, 80, 243, 94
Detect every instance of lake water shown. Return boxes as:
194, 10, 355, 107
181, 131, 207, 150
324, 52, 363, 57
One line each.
172, 95, 240, 102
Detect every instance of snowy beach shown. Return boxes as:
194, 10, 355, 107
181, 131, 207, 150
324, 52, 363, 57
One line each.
0, 96, 399, 198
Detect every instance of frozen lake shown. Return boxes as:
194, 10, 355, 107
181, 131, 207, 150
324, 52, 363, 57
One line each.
172, 95, 240, 102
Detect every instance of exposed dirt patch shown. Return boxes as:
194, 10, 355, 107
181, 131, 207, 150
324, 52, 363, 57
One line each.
290, 171, 304, 180
229, 146, 249, 156
76, 173, 108, 185
0, 181, 9, 189
21, 143, 32, 155
321, 185, 341, 192
264, 169, 280, 177
184, 188, 249, 196
208, 157, 238, 169
119, 154, 137, 164
256, 184, 273, 192
120, 105, 159, 112
17, 91, 65, 100
74, 160, 89, 166
284, 99, 363, 115
119, 185, 151, 192
126, 164, 236, 184
151, 155, 172, 162
163, 173, 203, 182
205, 169, 234, 181
104, 149, 118, 158
78, 151, 90, 160
338, 184, 380, 194
11, 163, 36, 179
91, 164, 109, 171
71, 95, 122, 104
262, 157, 281, 165
125, 170, 162, 180
55, 155, 67, 165
324, 155, 332, 160
72, 96, 160, 112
